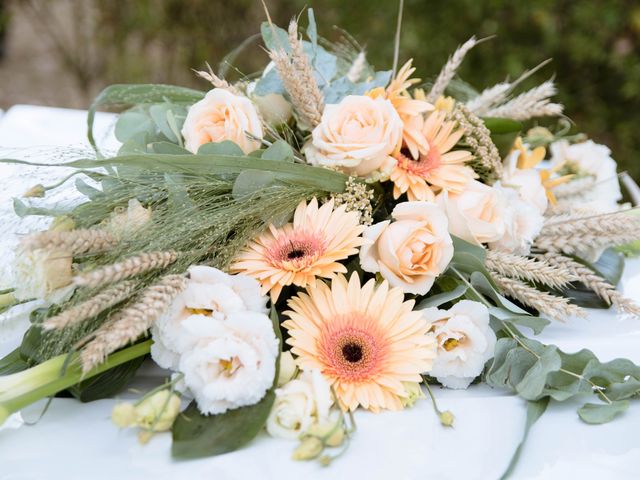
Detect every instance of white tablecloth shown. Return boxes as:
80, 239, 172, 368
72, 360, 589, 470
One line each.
0, 105, 639, 480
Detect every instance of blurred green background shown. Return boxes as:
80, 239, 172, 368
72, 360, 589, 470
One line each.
0, 0, 638, 179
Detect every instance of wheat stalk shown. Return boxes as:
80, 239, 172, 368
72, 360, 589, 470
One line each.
538, 253, 640, 316
484, 80, 563, 120
79, 274, 187, 372
535, 210, 640, 254
485, 251, 576, 289
346, 51, 367, 82
426, 36, 478, 103
451, 103, 503, 182
493, 274, 586, 321
43, 281, 138, 331
22, 229, 118, 256
193, 62, 242, 96
73, 250, 179, 288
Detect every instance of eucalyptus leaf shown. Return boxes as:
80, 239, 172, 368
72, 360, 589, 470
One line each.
578, 400, 629, 424
75, 177, 103, 200
89, 84, 204, 151
323, 71, 392, 104
149, 104, 180, 143
197, 141, 244, 156
260, 21, 290, 52
261, 140, 294, 162
307, 8, 318, 50
114, 111, 155, 143
416, 285, 468, 309
13, 198, 70, 218
232, 170, 277, 199
151, 142, 191, 155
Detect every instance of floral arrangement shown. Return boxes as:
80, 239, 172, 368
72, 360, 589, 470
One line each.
1, 7, 640, 472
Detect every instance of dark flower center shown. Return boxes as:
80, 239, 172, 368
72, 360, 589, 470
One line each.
287, 248, 306, 260
342, 342, 364, 363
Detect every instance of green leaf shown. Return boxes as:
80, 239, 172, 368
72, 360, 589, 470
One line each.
483, 117, 522, 159
307, 9, 318, 49
416, 284, 468, 309
559, 249, 625, 308
0, 348, 29, 375
197, 141, 244, 156
114, 111, 155, 143
260, 21, 290, 52
149, 103, 187, 144
171, 306, 283, 459
13, 198, 69, 218
499, 398, 549, 480
75, 178, 103, 200
150, 142, 191, 155
88, 84, 204, 152
232, 170, 277, 199
261, 140, 294, 162
68, 354, 146, 402
578, 400, 629, 425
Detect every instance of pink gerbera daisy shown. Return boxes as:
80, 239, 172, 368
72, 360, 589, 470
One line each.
284, 273, 436, 412
231, 198, 365, 302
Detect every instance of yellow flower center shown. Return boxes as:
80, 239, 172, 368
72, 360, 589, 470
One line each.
187, 308, 214, 316
443, 338, 460, 351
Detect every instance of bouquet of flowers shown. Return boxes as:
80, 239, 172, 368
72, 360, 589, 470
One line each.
1, 7, 639, 471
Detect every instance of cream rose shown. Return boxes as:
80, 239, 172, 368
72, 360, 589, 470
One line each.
437, 180, 506, 245
489, 185, 544, 255
359, 201, 454, 295
303, 95, 403, 177
178, 311, 279, 415
266, 369, 333, 440
181, 88, 263, 154
151, 265, 267, 370
420, 300, 496, 389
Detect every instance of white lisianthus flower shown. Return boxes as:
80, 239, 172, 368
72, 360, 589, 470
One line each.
550, 139, 622, 213
303, 95, 403, 177
266, 369, 333, 439
436, 180, 506, 246
420, 300, 496, 389
359, 201, 453, 295
277, 351, 298, 387
104, 199, 152, 239
151, 265, 267, 370
502, 150, 548, 214
181, 88, 263, 154
12, 246, 73, 303
489, 184, 544, 255
179, 311, 278, 415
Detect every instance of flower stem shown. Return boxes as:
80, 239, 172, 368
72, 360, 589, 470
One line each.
0, 340, 151, 425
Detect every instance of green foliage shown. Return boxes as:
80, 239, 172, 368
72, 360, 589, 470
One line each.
68, 355, 146, 403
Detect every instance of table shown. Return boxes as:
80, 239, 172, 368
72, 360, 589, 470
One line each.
0, 105, 639, 480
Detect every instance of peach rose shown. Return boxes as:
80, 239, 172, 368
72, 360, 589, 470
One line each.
359, 201, 453, 295
181, 88, 263, 154
437, 179, 506, 245
303, 95, 403, 177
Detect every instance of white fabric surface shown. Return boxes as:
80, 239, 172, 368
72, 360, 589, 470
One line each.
0, 105, 639, 480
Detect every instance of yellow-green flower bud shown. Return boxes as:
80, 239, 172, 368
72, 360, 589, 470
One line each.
401, 381, 426, 408
134, 390, 181, 432
23, 184, 45, 198
277, 351, 298, 387
292, 436, 324, 461
111, 402, 136, 428
306, 420, 345, 447
49, 215, 76, 232
439, 410, 455, 428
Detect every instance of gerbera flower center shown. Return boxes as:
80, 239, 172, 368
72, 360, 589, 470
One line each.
395, 147, 441, 178
267, 230, 326, 271
341, 342, 364, 363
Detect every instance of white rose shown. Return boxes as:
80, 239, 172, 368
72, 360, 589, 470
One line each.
489, 184, 544, 255
303, 95, 403, 177
421, 300, 496, 389
437, 180, 506, 245
181, 88, 263, 154
360, 201, 453, 295
179, 311, 278, 415
550, 140, 622, 213
12, 246, 73, 303
151, 265, 267, 370
266, 369, 332, 439
502, 151, 548, 214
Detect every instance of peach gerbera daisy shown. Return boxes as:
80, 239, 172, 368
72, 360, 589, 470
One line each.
390, 110, 476, 201
283, 273, 437, 412
231, 198, 365, 302
368, 60, 433, 158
